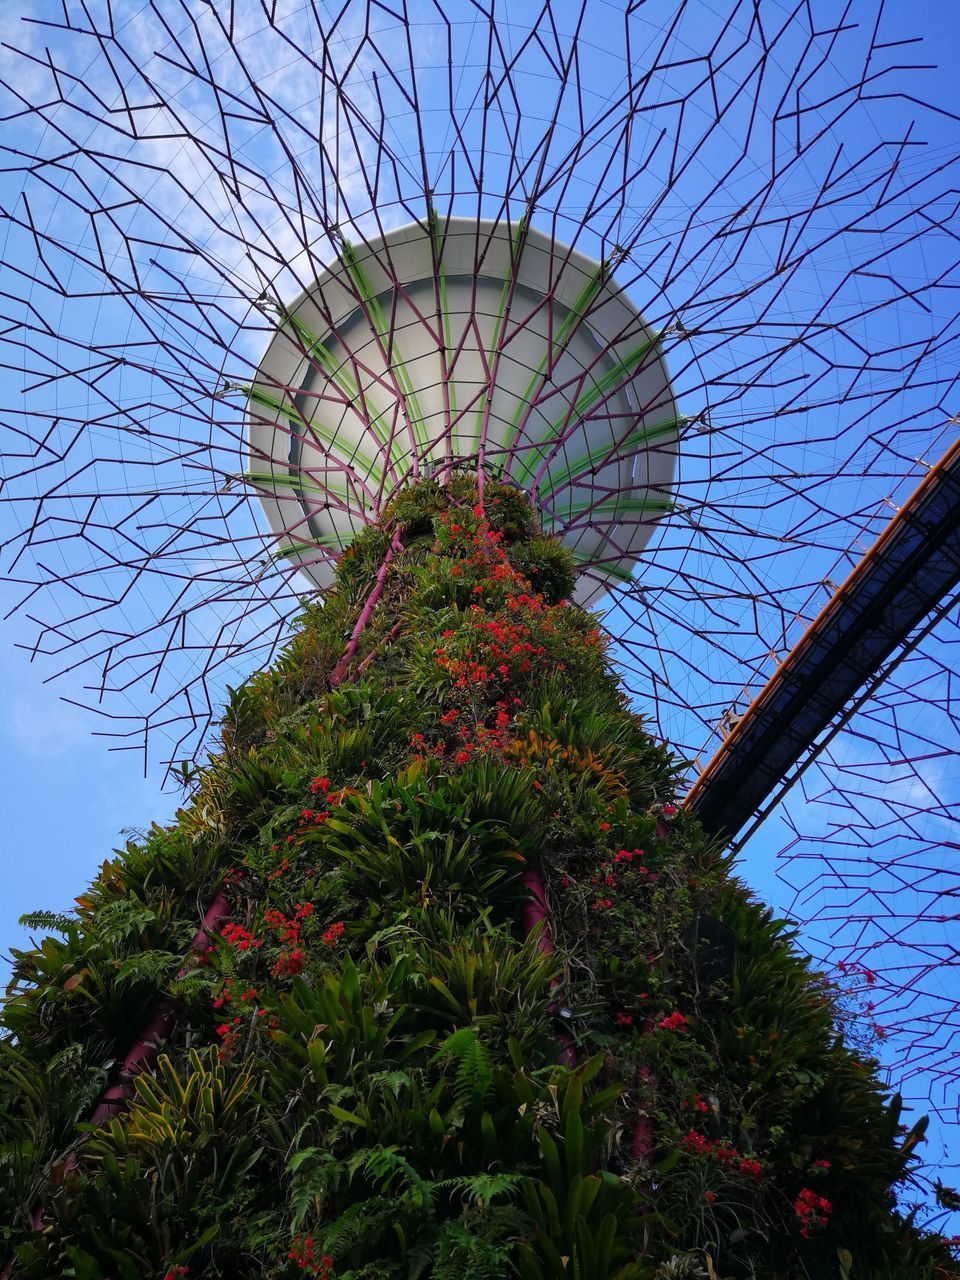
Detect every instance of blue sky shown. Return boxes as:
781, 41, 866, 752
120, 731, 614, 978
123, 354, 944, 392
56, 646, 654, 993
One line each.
0, 633, 170, 943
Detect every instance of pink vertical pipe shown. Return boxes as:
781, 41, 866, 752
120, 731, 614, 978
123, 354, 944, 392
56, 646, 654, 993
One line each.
631, 1057, 657, 1161
0, 891, 234, 1277
88, 889, 231, 1127
521, 863, 556, 958
87, 524, 405, 1121
521, 862, 576, 1068
631, 817, 671, 1164
89, 524, 404, 1127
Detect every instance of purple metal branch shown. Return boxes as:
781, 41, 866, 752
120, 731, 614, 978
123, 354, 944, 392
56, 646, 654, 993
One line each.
328, 526, 405, 687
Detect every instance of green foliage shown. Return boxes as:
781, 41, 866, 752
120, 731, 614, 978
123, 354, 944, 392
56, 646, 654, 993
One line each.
14, 1050, 264, 1278
509, 536, 577, 604
17, 912, 74, 936
1, 476, 956, 1279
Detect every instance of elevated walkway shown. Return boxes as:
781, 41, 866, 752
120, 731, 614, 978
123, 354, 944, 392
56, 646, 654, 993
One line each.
685, 436, 960, 838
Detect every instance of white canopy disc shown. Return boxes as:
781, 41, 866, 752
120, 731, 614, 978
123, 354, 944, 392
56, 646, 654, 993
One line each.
248, 218, 679, 605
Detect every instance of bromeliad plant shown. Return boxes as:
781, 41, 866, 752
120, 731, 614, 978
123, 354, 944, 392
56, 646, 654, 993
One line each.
1, 474, 957, 1279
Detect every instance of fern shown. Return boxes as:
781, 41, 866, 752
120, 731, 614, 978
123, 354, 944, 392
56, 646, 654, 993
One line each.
116, 951, 178, 985
431, 1027, 493, 1111
44, 1041, 86, 1078
366, 1069, 415, 1101
17, 910, 74, 935
287, 1146, 344, 1228
92, 899, 158, 944
432, 1219, 517, 1280
318, 1194, 405, 1258
346, 1144, 433, 1209
434, 1171, 522, 1208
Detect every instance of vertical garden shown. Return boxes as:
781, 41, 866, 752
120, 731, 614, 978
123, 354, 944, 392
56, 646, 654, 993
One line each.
1, 476, 955, 1279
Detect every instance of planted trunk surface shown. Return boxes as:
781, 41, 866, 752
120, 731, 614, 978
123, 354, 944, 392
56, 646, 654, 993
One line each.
2, 477, 954, 1279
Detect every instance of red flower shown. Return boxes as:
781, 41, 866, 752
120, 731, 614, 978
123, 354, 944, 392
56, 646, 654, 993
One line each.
615, 1012, 633, 1028
681, 1132, 762, 1182
264, 906, 308, 948
657, 1011, 688, 1032
322, 920, 345, 947
683, 1092, 709, 1113
211, 979, 232, 1010
215, 1016, 242, 1058
598, 822, 610, 832
221, 922, 261, 952
681, 1130, 708, 1154
288, 1235, 335, 1275
271, 948, 304, 978
793, 1187, 832, 1237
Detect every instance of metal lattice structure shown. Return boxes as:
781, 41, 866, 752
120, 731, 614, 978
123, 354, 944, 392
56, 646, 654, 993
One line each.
1, 0, 959, 1186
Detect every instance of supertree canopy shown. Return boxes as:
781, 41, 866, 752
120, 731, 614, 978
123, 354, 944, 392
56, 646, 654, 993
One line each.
1, 2, 960, 1277
247, 217, 678, 605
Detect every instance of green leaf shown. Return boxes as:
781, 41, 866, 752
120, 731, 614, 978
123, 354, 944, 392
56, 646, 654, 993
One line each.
537, 1128, 563, 1191
328, 1103, 367, 1127
65, 1247, 102, 1280
181, 1223, 221, 1259
655, 1149, 682, 1175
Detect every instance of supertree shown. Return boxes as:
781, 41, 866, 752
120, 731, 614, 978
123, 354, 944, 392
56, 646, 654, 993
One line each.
1, 3, 959, 1277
